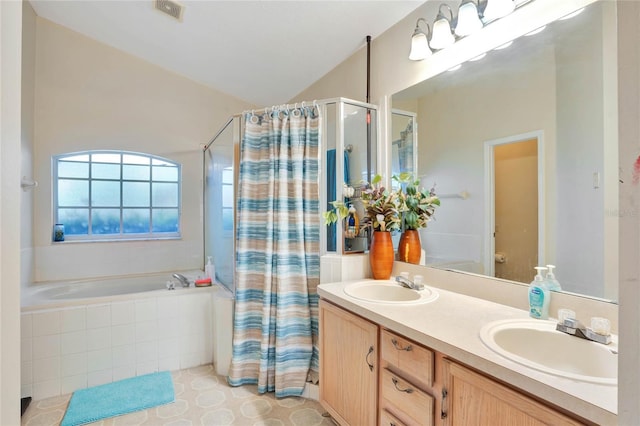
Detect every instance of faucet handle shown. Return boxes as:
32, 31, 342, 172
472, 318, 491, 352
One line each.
590, 317, 611, 336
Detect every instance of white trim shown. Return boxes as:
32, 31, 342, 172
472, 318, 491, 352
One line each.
483, 130, 545, 277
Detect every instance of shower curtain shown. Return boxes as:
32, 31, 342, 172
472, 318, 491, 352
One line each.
228, 105, 321, 397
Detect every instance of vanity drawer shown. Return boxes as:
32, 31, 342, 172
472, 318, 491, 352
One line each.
380, 409, 407, 426
380, 368, 434, 426
381, 329, 434, 388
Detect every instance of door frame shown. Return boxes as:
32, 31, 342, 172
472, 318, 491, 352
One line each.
483, 130, 545, 278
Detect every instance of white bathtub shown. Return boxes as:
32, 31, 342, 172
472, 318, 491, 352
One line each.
21, 272, 234, 401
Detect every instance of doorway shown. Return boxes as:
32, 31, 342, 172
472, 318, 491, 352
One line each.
484, 132, 544, 282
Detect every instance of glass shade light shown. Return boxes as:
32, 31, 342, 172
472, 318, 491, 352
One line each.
455, 0, 483, 37
430, 4, 455, 50
409, 18, 432, 61
483, 0, 515, 21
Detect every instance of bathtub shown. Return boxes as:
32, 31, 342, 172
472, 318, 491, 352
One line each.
21, 272, 234, 401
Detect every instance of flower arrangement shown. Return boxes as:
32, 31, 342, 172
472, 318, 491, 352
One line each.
323, 175, 401, 232
393, 172, 440, 230
360, 174, 401, 232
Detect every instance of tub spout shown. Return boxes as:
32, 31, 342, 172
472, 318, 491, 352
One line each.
172, 273, 190, 287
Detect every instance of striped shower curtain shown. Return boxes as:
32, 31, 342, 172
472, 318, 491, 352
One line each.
228, 105, 320, 397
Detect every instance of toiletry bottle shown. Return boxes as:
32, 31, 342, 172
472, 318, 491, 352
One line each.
544, 264, 562, 291
528, 266, 550, 319
205, 256, 215, 282
345, 205, 358, 238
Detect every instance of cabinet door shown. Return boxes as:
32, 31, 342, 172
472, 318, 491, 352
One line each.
320, 300, 378, 426
443, 360, 585, 426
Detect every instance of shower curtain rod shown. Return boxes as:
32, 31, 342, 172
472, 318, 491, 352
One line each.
204, 97, 378, 152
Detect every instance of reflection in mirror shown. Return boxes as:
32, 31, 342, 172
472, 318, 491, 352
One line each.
392, 1, 618, 302
391, 109, 417, 190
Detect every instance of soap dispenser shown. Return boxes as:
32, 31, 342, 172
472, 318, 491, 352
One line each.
205, 256, 215, 282
544, 264, 562, 291
528, 266, 550, 319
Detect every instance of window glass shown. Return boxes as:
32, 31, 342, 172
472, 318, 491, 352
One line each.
152, 182, 178, 207
91, 181, 120, 207
123, 164, 150, 181
92, 208, 120, 234
92, 163, 120, 180
152, 209, 179, 233
59, 161, 89, 179
123, 182, 150, 207
53, 151, 181, 241
58, 180, 89, 206
123, 209, 150, 233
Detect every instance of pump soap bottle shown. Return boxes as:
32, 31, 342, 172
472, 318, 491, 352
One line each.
528, 266, 550, 319
544, 264, 562, 291
205, 256, 215, 282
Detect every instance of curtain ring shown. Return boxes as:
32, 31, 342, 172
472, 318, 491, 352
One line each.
250, 114, 259, 124
292, 108, 301, 118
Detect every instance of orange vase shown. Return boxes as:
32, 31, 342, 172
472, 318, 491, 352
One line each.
369, 231, 395, 279
398, 229, 422, 264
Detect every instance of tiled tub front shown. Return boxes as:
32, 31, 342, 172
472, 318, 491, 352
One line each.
21, 286, 222, 400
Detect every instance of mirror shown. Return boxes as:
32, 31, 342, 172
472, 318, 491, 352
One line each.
392, 1, 618, 302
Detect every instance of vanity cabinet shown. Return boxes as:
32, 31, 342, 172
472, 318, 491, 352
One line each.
319, 300, 589, 426
319, 300, 378, 426
442, 360, 586, 426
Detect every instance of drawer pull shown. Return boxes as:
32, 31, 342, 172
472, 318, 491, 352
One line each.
391, 338, 413, 352
441, 388, 448, 419
366, 346, 374, 372
391, 377, 414, 394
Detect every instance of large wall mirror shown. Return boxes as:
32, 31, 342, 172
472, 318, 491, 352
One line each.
392, 0, 618, 303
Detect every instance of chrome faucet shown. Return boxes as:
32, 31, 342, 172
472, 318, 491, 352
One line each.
556, 317, 611, 345
172, 273, 190, 288
395, 275, 424, 291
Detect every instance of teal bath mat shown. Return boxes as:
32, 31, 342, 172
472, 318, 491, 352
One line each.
61, 371, 175, 426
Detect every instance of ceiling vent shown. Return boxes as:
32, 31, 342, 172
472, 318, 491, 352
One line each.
155, 0, 184, 22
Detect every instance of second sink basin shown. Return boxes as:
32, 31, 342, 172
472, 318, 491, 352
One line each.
344, 280, 438, 305
480, 318, 617, 385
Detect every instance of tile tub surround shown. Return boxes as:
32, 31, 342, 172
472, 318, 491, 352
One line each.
318, 279, 617, 425
21, 286, 226, 401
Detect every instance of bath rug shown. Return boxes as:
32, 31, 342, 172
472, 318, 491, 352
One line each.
60, 371, 175, 426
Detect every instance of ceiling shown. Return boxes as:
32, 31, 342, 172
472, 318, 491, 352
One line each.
29, 0, 423, 107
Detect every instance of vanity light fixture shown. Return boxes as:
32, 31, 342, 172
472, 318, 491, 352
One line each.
455, 0, 484, 37
483, 0, 515, 21
409, 18, 432, 61
430, 4, 455, 50
407, 0, 535, 61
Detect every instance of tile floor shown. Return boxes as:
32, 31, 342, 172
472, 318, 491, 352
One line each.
21, 364, 334, 426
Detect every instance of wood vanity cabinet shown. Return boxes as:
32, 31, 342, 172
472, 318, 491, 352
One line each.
319, 300, 378, 426
441, 359, 586, 426
319, 300, 588, 426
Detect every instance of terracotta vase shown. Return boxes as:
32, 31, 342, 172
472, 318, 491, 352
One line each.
398, 229, 422, 264
369, 231, 395, 279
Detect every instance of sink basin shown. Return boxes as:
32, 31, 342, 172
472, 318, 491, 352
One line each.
343, 280, 438, 304
480, 319, 617, 385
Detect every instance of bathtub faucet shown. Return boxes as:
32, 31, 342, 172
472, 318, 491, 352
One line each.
172, 273, 191, 288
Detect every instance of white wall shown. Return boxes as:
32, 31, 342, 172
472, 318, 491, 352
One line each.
1, 0, 23, 423
30, 18, 253, 283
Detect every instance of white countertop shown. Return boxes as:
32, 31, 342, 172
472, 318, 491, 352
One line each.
318, 279, 617, 426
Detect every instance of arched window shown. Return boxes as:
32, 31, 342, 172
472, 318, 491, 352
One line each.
53, 151, 181, 241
